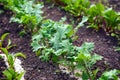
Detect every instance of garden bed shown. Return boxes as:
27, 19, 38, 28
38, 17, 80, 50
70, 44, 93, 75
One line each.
42, 0, 120, 72
0, 9, 76, 80
0, 0, 120, 80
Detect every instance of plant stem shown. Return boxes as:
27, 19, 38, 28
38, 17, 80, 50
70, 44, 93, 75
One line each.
83, 60, 93, 80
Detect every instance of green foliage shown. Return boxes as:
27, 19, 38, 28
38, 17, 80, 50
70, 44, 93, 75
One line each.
0, 33, 13, 50
1, 48, 26, 80
31, 19, 74, 61
115, 46, 120, 51
0, 55, 2, 59
87, 3, 105, 30
60, 0, 90, 17
1, 48, 26, 69
53, 0, 120, 38
75, 43, 102, 66
31, 19, 104, 79
0, 33, 25, 80
31, 18, 119, 79
103, 8, 120, 33
75, 42, 103, 80
0, 0, 119, 79
0, 0, 43, 32
3, 68, 24, 80
87, 3, 120, 35
75, 16, 88, 33
99, 69, 120, 80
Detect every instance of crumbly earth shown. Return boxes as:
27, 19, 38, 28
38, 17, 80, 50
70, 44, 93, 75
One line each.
0, 7, 76, 80
0, 58, 6, 79
0, 0, 120, 80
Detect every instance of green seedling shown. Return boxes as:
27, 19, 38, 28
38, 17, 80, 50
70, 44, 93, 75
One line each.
31, 19, 108, 80
0, 33, 13, 50
60, 0, 90, 17
87, 3, 105, 30
74, 42, 103, 80
99, 69, 120, 80
0, 0, 44, 33
1, 48, 26, 80
103, 8, 120, 33
3, 68, 24, 80
31, 19, 74, 61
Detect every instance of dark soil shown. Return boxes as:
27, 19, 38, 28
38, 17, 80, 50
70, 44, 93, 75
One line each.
0, 58, 6, 78
90, 0, 120, 11
74, 28, 120, 77
41, 0, 120, 77
0, 0, 120, 80
108, 0, 120, 11
0, 8, 76, 80
42, 3, 75, 24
